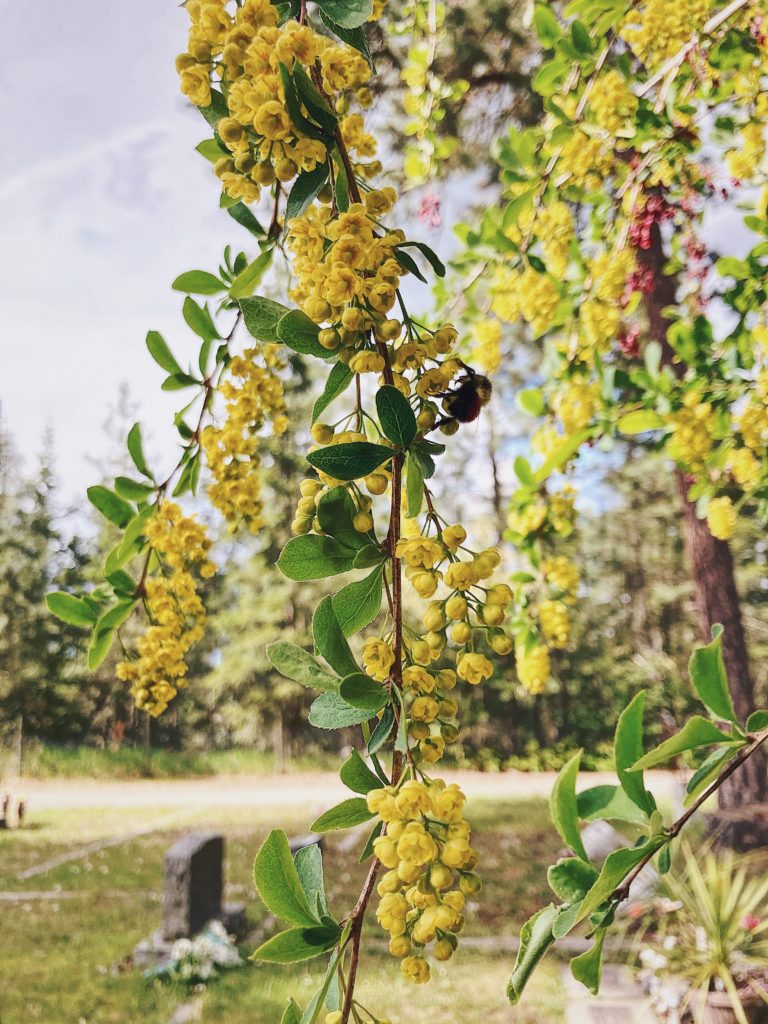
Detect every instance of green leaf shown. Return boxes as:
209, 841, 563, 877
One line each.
353, 545, 385, 570
87, 486, 134, 528
285, 163, 331, 222
547, 858, 599, 903
313, 363, 353, 424
266, 641, 339, 692
571, 20, 593, 54
339, 673, 389, 712
615, 692, 656, 815
279, 63, 326, 140
316, 486, 369, 551
394, 248, 427, 283
294, 844, 329, 919
551, 751, 589, 862
253, 829, 320, 927
308, 691, 373, 729
276, 310, 328, 358
172, 270, 224, 295
228, 202, 266, 238
311, 797, 375, 832
552, 902, 583, 939
747, 710, 768, 732
183, 297, 220, 343
630, 716, 741, 771
502, 187, 537, 230
318, 11, 372, 66
46, 592, 98, 628
146, 331, 182, 375
517, 388, 546, 417
368, 706, 394, 755
127, 423, 152, 479
616, 410, 665, 434
229, 250, 273, 299
195, 138, 229, 163
281, 999, 303, 1024
359, 820, 383, 862
396, 241, 446, 278
291, 67, 337, 133
684, 745, 734, 805
114, 476, 155, 501
162, 372, 200, 392
534, 429, 590, 482
331, 567, 383, 637
332, 147, 350, 211
239, 296, 291, 343
689, 627, 737, 724
306, 442, 393, 481
571, 929, 606, 994
576, 841, 662, 923
405, 452, 424, 517
313, 597, 358, 677
376, 386, 417, 447
507, 904, 559, 1004
534, 4, 562, 45
577, 785, 648, 826
340, 750, 382, 794
199, 88, 228, 129
514, 456, 536, 487
87, 600, 136, 670
316, 0, 372, 29
300, 947, 344, 1024
252, 925, 340, 963
277, 536, 357, 581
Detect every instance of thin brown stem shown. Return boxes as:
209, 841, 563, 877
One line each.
612, 727, 768, 904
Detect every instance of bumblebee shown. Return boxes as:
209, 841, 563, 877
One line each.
436, 363, 493, 427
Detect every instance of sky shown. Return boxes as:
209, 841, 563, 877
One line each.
0, 2, 475, 511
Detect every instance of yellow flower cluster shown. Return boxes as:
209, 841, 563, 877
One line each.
469, 318, 502, 374
538, 599, 570, 648
707, 495, 737, 541
544, 555, 580, 597
507, 484, 576, 542
559, 130, 614, 191
620, 0, 710, 67
727, 121, 766, 181
116, 503, 215, 717
728, 447, 762, 492
368, 779, 478, 982
553, 378, 599, 436
590, 70, 638, 134
514, 644, 551, 695
666, 393, 715, 470
201, 346, 287, 532
177, 0, 374, 201
535, 201, 574, 278
492, 266, 561, 336
507, 481, 579, 691
287, 192, 404, 331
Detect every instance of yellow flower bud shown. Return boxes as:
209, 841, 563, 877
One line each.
445, 595, 468, 620
434, 939, 454, 962
423, 602, 447, 632
311, 422, 334, 444
353, 512, 374, 532
450, 622, 472, 645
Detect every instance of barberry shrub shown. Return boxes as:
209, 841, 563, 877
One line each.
46, 0, 768, 1020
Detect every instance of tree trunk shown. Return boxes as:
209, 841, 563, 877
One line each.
640, 222, 766, 824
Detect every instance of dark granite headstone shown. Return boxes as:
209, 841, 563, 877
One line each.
162, 833, 223, 941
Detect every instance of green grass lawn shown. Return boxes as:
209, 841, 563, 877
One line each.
0, 793, 566, 1024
